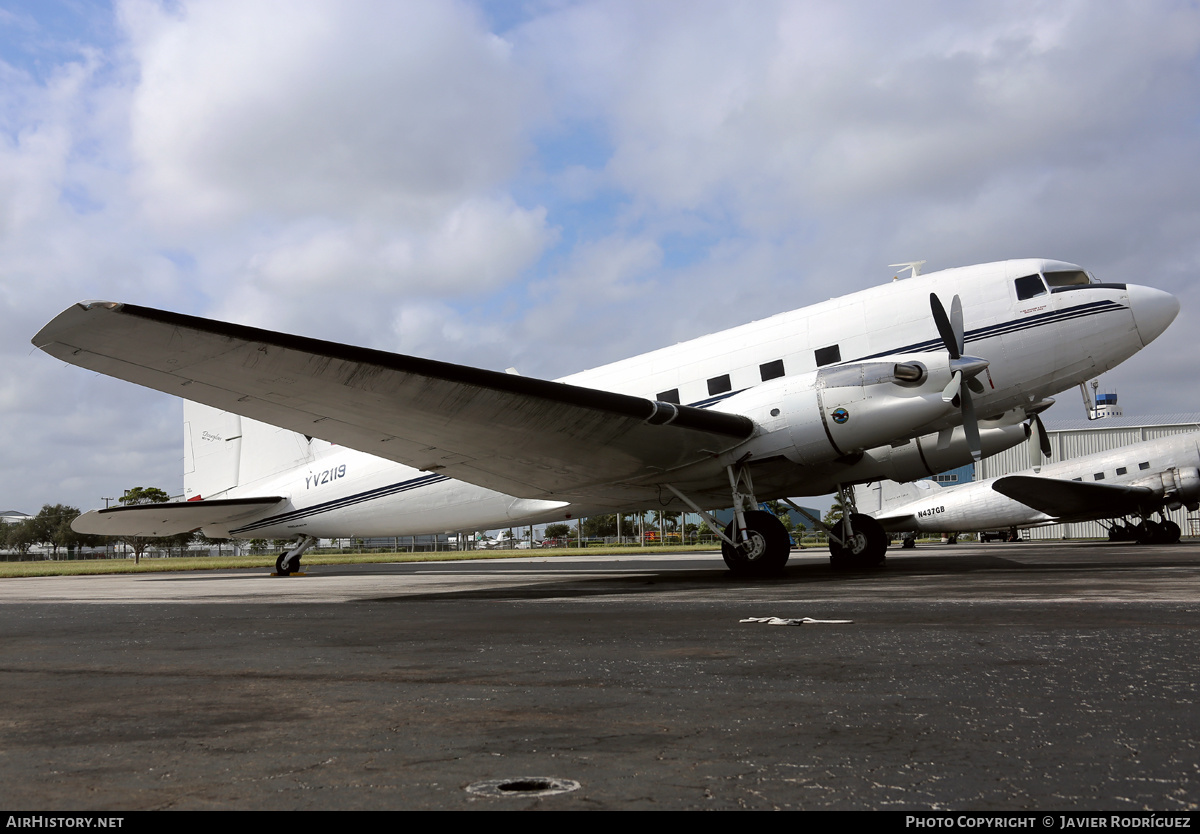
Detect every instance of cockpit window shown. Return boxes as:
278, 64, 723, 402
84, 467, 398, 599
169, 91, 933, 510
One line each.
1044, 270, 1091, 288
1014, 274, 1047, 300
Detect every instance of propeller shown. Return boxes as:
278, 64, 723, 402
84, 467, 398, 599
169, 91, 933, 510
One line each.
930, 293, 991, 461
1023, 401, 1054, 466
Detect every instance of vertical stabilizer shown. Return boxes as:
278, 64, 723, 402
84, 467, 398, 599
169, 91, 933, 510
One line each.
854, 479, 941, 516
184, 400, 320, 499
184, 401, 242, 500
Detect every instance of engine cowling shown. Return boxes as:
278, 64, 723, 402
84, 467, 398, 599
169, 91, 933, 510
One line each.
1133, 467, 1200, 511
782, 360, 959, 466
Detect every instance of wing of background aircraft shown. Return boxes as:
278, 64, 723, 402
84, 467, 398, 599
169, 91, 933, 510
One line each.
34, 301, 754, 502
991, 476, 1155, 519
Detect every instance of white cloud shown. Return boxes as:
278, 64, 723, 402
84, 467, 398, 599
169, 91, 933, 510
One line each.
123, 0, 541, 229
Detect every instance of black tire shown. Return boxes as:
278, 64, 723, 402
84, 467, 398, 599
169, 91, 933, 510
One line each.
901, 535, 916, 550
828, 513, 887, 571
1135, 520, 1161, 545
275, 552, 301, 576
721, 510, 791, 576
1160, 520, 1182, 544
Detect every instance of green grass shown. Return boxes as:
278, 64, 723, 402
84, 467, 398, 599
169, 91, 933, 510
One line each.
0, 543, 733, 579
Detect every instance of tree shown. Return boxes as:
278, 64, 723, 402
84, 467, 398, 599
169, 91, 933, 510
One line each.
29, 504, 84, 560
3, 518, 37, 557
823, 493, 849, 527
118, 487, 171, 564
543, 523, 571, 540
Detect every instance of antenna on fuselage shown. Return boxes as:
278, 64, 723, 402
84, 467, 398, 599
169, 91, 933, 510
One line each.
889, 260, 927, 281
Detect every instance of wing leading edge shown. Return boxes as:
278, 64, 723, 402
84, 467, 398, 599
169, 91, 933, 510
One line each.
35, 301, 755, 500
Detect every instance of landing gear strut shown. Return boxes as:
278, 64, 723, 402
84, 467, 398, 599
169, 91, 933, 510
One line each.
664, 460, 792, 576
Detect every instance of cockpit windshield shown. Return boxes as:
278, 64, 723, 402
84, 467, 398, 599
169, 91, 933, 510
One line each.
1044, 269, 1092, 288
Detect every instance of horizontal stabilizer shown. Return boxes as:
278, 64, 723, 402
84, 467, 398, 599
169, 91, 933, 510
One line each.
72, 497, 286, 537
992, 476, 1153, 519
35, 302, 756, 500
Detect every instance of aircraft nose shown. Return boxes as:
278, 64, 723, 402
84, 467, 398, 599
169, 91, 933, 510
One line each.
1127, 284, 1180, 347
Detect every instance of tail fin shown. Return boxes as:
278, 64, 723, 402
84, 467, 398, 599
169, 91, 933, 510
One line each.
853, 479, 941, 515
184, 400, 319, 500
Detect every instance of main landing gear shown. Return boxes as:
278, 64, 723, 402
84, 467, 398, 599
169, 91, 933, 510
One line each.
664, 465, 889, 576
720, 510, 791, 575
665, 461, 792, 577
1108, 514, 1182, 544
827, 513, 888, 569
275, 535, 317, 576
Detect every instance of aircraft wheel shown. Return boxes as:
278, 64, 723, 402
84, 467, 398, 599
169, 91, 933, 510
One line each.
1134, 521, 1161, 545
1160, 520, 1182, 543
829, 513, 887, 571
901, 535, 916, 550
275, 552, 301, 576
721, 510, 790, 576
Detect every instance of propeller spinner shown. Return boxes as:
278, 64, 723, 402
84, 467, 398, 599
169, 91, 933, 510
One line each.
930, 293, 991, 461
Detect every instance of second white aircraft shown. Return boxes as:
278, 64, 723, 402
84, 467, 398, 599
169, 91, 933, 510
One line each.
863, 432, 1200, 545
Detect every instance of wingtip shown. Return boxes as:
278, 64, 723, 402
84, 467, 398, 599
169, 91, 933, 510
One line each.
77, 300, 124, 311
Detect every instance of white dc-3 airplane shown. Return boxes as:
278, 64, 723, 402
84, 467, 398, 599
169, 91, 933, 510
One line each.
861, 432, 1200, 546
32, 258, 1178, 575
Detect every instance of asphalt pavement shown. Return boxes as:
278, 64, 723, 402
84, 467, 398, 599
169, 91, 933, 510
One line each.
0, 541, 1197, 811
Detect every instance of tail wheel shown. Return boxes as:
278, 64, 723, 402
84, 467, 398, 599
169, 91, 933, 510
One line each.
275, 552, 302, 576
721, 510, 791, 576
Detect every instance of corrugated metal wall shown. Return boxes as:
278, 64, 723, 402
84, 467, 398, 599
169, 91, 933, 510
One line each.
973, 416, 1200, 539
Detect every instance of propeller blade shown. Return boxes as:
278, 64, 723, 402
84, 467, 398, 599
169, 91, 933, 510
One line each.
961, 388, 981, 461
941, 370, 962, 404
930, 293, 961, 360
950, 295, 965, 357
1035, 413, 1052, 459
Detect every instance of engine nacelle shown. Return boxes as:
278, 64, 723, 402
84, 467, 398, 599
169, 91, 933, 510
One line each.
782, 360, 959, 465
783, 419, 1029, 495
1133, 466, 1200, 511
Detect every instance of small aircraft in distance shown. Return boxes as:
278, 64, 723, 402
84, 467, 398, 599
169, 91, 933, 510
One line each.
860, 432, 1200, 545
33, 258, 1178, 575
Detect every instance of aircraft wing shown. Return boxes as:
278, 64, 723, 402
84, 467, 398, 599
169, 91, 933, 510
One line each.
35, 302, 755, 500
72, 497, 287, 537
991, 476, 1156, 519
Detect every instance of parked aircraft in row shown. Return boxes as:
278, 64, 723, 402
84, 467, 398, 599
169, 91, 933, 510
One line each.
860, 432, 1200, 545
33, 258, 1178, 575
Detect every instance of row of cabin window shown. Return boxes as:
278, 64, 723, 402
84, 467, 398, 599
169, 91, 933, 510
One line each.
1071, 461, 1151, 482
654, 347, 841, 405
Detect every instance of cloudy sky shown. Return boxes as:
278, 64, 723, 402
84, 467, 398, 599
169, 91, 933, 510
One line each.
2, 0, 1199, 516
